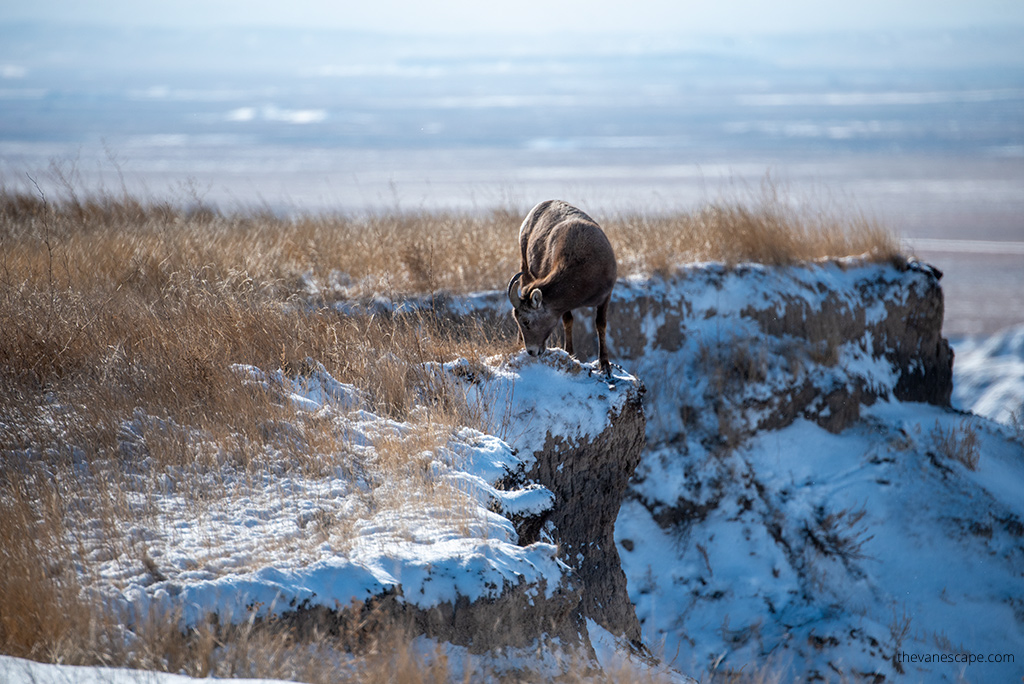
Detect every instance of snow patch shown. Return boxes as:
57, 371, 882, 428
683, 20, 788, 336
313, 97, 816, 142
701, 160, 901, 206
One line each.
953, 323, 1024, 425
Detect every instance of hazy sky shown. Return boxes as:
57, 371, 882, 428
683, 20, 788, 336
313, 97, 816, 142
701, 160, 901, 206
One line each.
3, 0, 1024, 35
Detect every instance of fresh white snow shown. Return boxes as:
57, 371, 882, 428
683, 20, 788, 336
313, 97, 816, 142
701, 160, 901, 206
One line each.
619, 400, 1024, 682
953, 323, 1024, 427
0, 656, 285, 684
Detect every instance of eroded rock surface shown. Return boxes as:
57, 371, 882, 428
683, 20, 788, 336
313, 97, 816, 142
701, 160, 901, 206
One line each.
517, 368, 647, 646
445, 353, 649, 647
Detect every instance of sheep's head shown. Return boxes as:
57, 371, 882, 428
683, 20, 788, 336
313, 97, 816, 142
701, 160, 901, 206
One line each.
508, 272, 560, 358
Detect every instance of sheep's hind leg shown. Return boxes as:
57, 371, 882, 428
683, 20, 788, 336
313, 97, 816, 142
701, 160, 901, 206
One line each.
596, 297, 611, 376
562, 310, 574, 357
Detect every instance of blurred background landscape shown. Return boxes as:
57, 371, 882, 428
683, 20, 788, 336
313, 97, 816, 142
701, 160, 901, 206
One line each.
1, 0, 1022, 336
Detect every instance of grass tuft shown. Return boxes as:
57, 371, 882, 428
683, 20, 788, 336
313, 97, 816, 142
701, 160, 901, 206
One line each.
931, 420, 981, 471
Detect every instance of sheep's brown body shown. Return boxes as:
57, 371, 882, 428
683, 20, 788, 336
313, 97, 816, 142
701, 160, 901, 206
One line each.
507, 200, 617, 374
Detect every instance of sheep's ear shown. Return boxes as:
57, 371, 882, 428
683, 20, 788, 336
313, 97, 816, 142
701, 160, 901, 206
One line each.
530, 288, 543, 309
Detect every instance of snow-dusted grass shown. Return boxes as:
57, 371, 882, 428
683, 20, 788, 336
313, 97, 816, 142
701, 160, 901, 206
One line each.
0, 204, 511, 674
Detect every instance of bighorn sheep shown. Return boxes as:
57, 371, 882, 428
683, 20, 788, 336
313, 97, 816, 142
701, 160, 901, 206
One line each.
507, 199, 617, 375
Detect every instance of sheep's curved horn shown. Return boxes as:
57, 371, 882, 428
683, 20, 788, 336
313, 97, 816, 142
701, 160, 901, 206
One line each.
507, 272, 524, 308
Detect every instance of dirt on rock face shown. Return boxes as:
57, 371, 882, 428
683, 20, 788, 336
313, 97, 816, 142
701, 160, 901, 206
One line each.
881, 264, 954, 407
407, 576, 586, 652
736, 261, 953, 412
276, 576, 586, 655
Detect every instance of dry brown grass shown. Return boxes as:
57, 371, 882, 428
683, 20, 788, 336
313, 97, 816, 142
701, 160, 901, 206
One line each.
0, 183, 900, 679
931, 420, 981, 471
0, 182, 900, 305
607, 201, 900, 275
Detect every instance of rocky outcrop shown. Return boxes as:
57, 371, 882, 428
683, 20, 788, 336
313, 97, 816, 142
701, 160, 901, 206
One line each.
449, 353, 650, 648
428, 258, 952, 438
514, 371, 647, 647
593, 260, 951, 433
734, 260, 953, 408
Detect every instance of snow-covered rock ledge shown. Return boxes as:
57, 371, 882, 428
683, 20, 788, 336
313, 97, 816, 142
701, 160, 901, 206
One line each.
267, 352, 649, 655
111, 351, 649, 665
424, 257, 952, 441
435, 351, 648, 649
